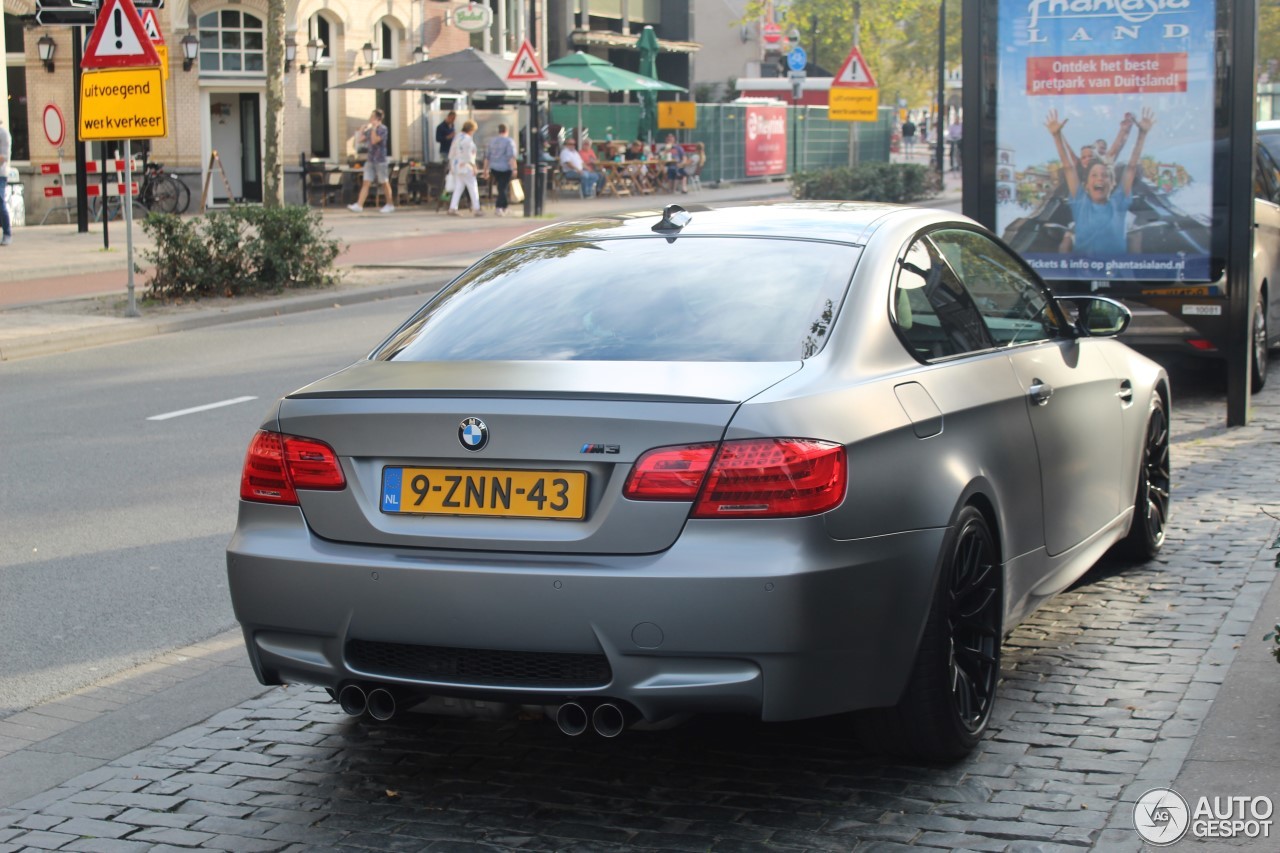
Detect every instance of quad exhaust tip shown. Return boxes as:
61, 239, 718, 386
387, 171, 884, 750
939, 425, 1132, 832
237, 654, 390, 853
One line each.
367, 688, 398, 721
591, 703, 626, 738
555, 701, 590, 736
338, 684, 367, 717
556, 701, 634, 737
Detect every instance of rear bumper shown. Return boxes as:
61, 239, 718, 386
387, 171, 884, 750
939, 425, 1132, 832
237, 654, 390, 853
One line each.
226, 503, 946, 722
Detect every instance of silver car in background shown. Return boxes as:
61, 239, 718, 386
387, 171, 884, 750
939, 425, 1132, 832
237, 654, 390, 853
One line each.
227, 203, 1170, 760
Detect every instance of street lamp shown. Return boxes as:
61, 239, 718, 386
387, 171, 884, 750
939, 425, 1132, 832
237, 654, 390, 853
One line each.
37, 34, 55, 73
359, 41, 376, 74
181, 33, 200, 72
284, 35, 297, 72
300, 38, 324, 74
412, 44, 427, 64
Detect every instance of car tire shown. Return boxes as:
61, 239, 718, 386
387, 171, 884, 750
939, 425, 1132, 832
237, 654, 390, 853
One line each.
858, 506, 1001, 762
1252, 292, 1269, 393
1120, 393, 1171, 561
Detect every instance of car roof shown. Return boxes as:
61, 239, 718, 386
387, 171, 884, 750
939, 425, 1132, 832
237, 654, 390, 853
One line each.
496, 202, 909, 251
1258, 120, 1280, 132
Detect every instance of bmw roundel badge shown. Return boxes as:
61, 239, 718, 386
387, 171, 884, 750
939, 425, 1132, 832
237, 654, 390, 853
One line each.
459, 417, 489, 451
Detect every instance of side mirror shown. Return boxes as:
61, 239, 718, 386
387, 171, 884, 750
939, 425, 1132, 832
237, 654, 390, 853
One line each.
1056, 295, 1132, 337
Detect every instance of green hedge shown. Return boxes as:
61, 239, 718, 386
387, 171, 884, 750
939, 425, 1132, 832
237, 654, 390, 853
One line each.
791, 163, 941, 204
140, 206, 344, 300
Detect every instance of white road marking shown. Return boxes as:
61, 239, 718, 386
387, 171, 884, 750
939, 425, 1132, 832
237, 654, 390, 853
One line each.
147, 396, 258, 421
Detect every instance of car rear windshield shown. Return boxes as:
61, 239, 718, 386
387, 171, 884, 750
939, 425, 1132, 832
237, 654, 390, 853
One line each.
374, 237, 860, 362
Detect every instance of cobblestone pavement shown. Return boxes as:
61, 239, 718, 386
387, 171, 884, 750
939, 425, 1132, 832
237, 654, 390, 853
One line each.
1, 367, 1277, 853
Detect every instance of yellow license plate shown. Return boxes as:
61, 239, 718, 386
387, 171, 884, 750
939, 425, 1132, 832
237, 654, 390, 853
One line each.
381, 467, 588, 520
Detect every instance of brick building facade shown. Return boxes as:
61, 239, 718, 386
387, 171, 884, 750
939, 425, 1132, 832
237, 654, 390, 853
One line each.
2, 0, 695, 221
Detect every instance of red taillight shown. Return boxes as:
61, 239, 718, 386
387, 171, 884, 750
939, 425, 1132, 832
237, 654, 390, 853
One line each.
1186, 338, 1217, 352
623, 438, 847, 518
694, 439, 846, 518
623, 443, 717, 500
239, 430, 346, 505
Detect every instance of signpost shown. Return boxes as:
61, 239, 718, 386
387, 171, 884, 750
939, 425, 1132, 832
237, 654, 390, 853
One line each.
828, 45, 879, 123
508, 38, 546, 217
77, 0, 167, 318
35, 0, 164, 27
140, 8, 167, 80
658, 102, 696, 130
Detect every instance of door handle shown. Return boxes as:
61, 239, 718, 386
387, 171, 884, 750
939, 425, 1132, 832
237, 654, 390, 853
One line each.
1028, 379, 1054, 406
1118, 379, 1134, 403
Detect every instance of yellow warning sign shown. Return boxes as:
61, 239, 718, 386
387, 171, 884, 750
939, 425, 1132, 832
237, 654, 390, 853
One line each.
156, 44, 169, 81
829, 88, 879, 122
79, 67, 168, 140
658, 102, 696, 130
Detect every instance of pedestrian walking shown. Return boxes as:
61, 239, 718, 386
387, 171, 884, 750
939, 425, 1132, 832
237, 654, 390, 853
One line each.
448, 120, 484, 216
0, 118, 11, 246
902, 118, 917, 157
947, 119, 963, 172
347, 110, 395, 214
485, 124, 518, 217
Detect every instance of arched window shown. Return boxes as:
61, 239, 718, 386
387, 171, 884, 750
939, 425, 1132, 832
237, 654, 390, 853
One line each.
308, 13, 337, 158
377, 18, 399, 65
198, 10, 265, 74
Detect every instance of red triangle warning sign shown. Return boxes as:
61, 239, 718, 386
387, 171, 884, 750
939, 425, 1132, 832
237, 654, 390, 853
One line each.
506, 40, 545, 82
141, 8, 165, 45
82, 0, 163, 70
832, 46, 877, 89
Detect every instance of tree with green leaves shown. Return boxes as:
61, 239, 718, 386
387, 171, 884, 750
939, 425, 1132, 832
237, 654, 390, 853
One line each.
743, 0, 961, 109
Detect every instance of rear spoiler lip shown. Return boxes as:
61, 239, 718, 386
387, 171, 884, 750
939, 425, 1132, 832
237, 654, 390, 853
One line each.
284, 389, 741, 405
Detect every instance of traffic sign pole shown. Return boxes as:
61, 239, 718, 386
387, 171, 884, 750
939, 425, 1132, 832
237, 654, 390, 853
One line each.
72, 26, 89, 233
100, 142, 110, 250
124, 139, 138, 317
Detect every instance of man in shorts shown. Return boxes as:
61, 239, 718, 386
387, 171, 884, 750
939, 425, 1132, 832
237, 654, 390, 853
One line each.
348, 110, 394, 214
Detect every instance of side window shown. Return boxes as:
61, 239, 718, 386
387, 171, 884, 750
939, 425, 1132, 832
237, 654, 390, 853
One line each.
930, 228, 1063, 346
892, 237, 993, 361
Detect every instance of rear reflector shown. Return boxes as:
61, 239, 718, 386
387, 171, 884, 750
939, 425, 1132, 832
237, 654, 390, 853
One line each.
240, 430, 346, 505
1186, 338, 1217, 352
624, 438, 847, 518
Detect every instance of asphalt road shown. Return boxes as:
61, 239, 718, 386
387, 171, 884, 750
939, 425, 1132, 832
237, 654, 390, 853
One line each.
0, 287, 448, 716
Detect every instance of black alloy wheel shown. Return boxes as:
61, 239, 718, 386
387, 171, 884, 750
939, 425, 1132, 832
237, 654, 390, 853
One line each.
1121, 393, 1171, 561
859, 505, 1001, 761
946, 514, 1001, 734
1252, 292, 1269, 393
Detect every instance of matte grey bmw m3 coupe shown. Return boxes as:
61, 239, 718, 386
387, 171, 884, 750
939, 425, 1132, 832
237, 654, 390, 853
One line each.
227, 203, 1171, 760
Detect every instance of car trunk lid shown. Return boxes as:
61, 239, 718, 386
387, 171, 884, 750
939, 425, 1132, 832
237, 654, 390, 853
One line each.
276, 360, 801, 554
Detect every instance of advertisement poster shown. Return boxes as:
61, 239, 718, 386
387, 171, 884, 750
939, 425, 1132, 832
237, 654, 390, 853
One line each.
744, 105, 787, 177
996, 0, 1216, 282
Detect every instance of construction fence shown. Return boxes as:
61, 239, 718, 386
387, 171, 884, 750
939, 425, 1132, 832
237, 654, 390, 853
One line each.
549, 103, 896, 185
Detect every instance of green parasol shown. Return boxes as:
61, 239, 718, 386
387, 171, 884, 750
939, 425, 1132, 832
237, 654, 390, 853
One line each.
636, 26, 662, 142
545, 51, 685, 94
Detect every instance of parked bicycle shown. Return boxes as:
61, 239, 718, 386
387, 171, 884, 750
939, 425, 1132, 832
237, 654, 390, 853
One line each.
90, 158, 191, 221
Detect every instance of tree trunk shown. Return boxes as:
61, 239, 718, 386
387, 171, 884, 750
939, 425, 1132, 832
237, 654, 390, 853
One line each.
263, 0, 286, 207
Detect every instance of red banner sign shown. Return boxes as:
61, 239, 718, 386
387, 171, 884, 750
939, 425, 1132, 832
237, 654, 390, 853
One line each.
744, 105, 787, 177
1026, 53, 1188, 97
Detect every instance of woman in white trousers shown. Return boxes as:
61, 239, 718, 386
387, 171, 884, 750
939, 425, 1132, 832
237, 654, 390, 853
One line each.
448, 120, 483, 216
